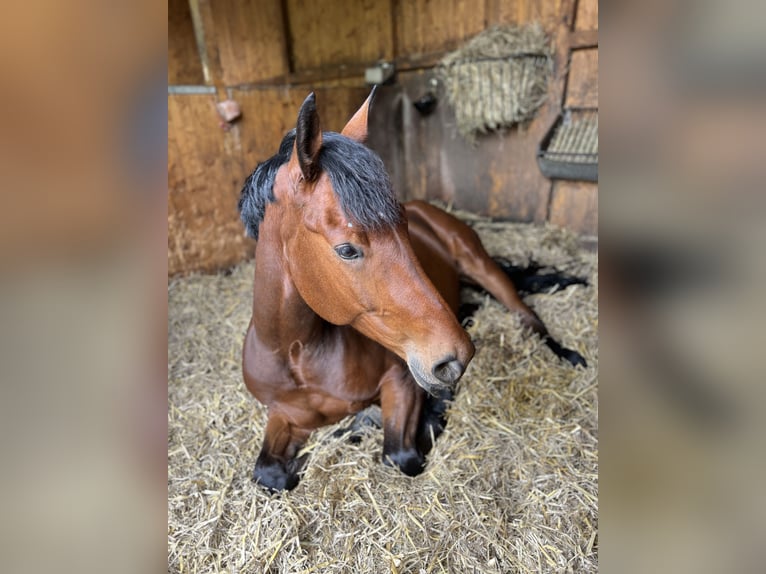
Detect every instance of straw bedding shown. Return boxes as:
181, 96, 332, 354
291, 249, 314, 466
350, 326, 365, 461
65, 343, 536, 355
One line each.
168, 209, 598, 573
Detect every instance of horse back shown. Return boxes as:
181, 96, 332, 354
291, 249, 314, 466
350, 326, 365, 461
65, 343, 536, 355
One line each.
405, 202, 463, 313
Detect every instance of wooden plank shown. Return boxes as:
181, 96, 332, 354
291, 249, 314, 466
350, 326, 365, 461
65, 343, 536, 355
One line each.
169, 0, 203, 84
230, 89, 304, 167
485, 0, 523, 25
395, 0, 486, 58
314, 87, 375, 133
168, 94, 249, 275
575, 0, 598, 31
565, 48, 598, 108
287, 0, 393, 72
548, 180, 598, 236
569, 29, 598, 49
487, 0, 564, 27
524, 0, 564, 26
211, 0, 289, 85
189, 0, 221, 86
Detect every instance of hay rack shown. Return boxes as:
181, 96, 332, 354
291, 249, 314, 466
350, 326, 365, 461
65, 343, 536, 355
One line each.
537, 107, 598, 181
439, 24, 553, 139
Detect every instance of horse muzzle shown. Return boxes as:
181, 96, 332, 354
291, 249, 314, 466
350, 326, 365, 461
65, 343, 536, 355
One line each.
407, 343, 474, 394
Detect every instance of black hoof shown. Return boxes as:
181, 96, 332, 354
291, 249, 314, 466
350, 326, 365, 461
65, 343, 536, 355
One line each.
564, 348, 587, 368
253, 461, 300, 492
545, 338, 587, 368
383, 448, 425, 477
331, 406, 382, 444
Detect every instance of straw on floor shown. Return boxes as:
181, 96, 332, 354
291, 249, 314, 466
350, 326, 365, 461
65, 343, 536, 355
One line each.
168, 209, 598, 573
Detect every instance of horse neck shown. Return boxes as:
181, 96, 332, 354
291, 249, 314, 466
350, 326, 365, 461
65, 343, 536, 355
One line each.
251, 206, 325, 353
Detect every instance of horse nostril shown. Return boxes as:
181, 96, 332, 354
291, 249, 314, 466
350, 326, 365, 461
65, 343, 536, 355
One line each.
432, 356, 465, 385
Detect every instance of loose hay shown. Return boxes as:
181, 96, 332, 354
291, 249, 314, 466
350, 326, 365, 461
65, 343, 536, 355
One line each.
438, 24, 553, 140
168, 212, 598, 573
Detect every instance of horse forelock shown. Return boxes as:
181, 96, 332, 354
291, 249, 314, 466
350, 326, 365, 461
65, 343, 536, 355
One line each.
238, 130, 295, 240
319, 132, 402, 232
238, 130, 401, 239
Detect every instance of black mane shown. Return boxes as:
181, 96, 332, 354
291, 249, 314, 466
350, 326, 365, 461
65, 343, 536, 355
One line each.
238, 130, 401, 239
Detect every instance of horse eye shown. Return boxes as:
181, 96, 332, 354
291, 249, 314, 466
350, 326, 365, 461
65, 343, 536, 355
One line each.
334, 243, 362, 260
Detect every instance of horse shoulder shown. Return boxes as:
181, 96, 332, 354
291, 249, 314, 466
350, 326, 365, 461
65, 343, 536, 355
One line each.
242, 324, 294, 401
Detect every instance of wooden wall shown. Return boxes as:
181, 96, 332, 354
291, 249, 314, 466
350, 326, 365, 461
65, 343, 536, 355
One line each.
168, 0, 202, 85
167, 86, 368, 275
168, 0, 598, 275
550, 0, 598, 236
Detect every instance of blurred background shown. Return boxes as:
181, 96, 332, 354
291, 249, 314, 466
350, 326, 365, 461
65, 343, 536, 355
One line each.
599, 0, 766, 572
0, 0, 765, 572
0, 0, 167, 572
601, 0, 766, 571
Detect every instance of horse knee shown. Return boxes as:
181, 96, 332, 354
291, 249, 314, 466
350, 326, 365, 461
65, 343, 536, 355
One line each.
383, 447, 425, 477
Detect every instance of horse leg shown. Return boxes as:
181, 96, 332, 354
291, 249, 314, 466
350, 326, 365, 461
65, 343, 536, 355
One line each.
406, 201, 586, 367
416, 387, 452, 456
253, 410, 311, 492
453, 234, 587, 366
379, 366, 426, 476
331, 405, 382, 443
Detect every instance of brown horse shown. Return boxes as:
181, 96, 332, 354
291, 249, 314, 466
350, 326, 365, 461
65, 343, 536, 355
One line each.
238, 90, 585, 491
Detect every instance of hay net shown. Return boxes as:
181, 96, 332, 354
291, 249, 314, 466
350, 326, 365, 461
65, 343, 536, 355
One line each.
438, 24, 553, 139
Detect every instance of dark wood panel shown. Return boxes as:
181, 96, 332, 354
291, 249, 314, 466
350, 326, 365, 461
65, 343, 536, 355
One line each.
368, 70, 553, 222
565, 48, 598, 108
367, 84, 407, 201
395, 0, 486, 58
287, 0, 393, 71
168, 0, 203, 84
549, 180, 598, 235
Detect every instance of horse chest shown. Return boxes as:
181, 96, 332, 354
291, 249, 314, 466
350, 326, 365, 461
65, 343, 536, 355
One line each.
287, 338, 385, 404
244, 324, 386, 409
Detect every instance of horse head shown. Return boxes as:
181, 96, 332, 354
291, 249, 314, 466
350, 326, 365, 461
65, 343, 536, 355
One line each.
246, 91, 475, 393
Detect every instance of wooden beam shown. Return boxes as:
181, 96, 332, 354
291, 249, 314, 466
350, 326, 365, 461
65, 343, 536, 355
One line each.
569, 29, 598, 49
187, 0, 214, 85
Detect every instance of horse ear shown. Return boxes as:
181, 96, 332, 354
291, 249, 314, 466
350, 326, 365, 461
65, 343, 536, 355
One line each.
341, 87, 377, 143
293, 92, 322, 181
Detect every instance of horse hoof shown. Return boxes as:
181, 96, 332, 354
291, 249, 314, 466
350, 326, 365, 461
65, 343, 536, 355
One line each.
332, 405, 383, 443
565, 349, 587, 368
384, 448, 425, 477
253, 462, 299, 492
